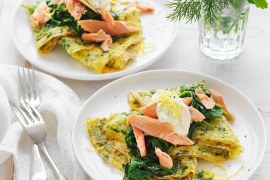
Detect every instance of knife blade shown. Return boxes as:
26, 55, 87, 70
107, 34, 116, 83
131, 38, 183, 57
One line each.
31, 144, 47, 180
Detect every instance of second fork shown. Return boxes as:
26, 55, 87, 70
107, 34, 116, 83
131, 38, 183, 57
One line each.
18, 64, 40, 109
16, 65, 66, 180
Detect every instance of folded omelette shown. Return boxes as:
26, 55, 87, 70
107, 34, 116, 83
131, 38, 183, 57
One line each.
86, 81, 242, 180
32, 25, 74, 54
128, 88, 243, 163
58, 7, 143, 73
87, 113, 199, 179
27, 1, 143, 73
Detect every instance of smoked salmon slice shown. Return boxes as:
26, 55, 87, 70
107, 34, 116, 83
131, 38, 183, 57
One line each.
100, 38, 112, 51
128, 115, 194, 145
78, 20, 140, 36
195, 89, 215, 109
65, 0, 87, 20
155, 147, 173, 169
120, 1, 154, 13
135, 1, 154, 13
82, 30, 112, 51
132, 126, 147, 157
30, 1, 52, 27
209, 89, 236, 121
142, 102, 158, 119
50, 0, 86, 20
182, 97, 192, 106
189, 107, 205, 122
98, 10, 115, 25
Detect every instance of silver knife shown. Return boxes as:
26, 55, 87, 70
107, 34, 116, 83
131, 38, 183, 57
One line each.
31, 144, 47, 180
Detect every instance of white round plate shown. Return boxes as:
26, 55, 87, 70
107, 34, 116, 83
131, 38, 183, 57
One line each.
72, 70, 266, 180
11, 0, 178, 81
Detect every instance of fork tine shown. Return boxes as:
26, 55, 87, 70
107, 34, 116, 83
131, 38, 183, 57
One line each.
22, 67, 30, 101
30, 65, 39, 100
27, 63, 34, 101
11, 107, 28, 126
18, 67, 26, 105
21, 102, 39, 123
10, 102, 30, 126
17, 104, 39, 125
28, 102, 43, 122
32, 66, 39, 100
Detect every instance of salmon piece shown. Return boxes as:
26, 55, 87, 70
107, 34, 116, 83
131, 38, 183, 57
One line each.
78, 20, 140, 36
30, 1, 51, 27
82, 30, 112, 51
142, 102, 158, 118
189, 107, 205, 122
50, 0, 86, 20
100, 38, 113, 51
120, 1, 130, 5
78, 0, 113, 23
81, 30, 111, 41
120, 1, 154, 13
209, 89, 236, 121
182, 97, 192, 106
65, 0, 87, 20
195, 89, 215, 109
155, 147, 173, 169
135, 1, 155, 13
128, 115, 194, 145
98, 10, 115, 25
132, 126, 147, 157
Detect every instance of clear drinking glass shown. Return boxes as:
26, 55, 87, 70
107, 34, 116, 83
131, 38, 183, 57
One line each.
198, 0, 249, 60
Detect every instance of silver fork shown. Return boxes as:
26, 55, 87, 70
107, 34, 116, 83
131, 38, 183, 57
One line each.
10, 102, 66, 180
16, 65, 66, 180
18, 65, 47, 180
18, 64, 40, 109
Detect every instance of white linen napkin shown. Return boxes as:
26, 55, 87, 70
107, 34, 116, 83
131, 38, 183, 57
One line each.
0, 65, 87, 180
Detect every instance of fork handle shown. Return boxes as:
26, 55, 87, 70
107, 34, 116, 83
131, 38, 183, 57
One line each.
37, 142, 67, 180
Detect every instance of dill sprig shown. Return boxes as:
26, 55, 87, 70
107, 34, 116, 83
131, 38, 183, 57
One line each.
167, 0, 268, 23
166, 0, 229, 23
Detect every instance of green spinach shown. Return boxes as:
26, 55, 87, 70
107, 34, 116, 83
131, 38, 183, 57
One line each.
23, 2, 119, 37
46, 4, 100, 36
179, 81, 222, 138
124, 126, 175, 180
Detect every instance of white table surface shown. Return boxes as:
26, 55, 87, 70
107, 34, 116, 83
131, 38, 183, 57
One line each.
0, 0, 269, 179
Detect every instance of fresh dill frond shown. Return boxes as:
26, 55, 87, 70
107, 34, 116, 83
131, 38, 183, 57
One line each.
166, 0, 229, 23
166, 0, 202, 23
202, 0, 229, 23
167, 0, 268, 23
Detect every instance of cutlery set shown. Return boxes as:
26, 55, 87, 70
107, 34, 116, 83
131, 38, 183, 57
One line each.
9, 65, 66, 180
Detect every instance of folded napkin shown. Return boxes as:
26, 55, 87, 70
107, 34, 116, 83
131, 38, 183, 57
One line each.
0, 65, 87, 180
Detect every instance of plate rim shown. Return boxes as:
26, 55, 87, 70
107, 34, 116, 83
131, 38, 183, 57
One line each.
72, 69, 267, 180
10, 1, 179, 81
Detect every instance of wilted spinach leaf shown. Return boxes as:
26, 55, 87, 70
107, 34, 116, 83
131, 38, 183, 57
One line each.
124, 126, 175, 180
179, 81, 222, 138
123, 159, 175, 180
23, 2, 119, 39
45, 4, 99, 36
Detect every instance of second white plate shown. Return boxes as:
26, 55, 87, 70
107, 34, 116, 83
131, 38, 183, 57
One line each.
11, 0, 178, 80
72, 70, 266, 180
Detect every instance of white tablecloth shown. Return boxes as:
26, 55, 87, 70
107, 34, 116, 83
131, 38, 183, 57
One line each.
0, 0, 269, 179
0, 66, 86, 180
